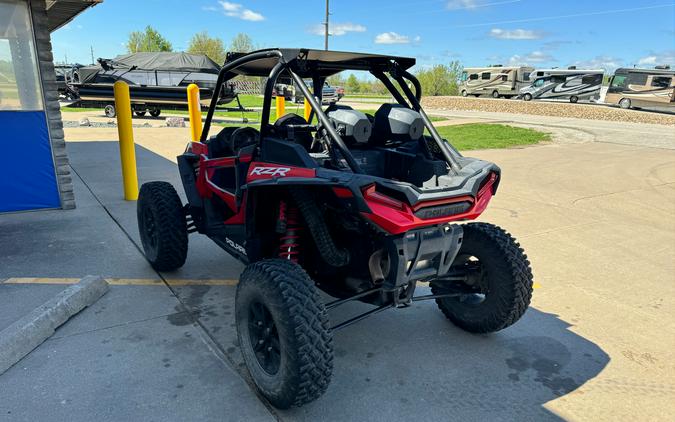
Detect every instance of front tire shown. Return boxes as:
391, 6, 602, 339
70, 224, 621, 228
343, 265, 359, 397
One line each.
149, 108, 161, 117
137, 182, 188, 271
619, 98, 631, 109
461, 90, 468, 97
570, 96, 579, 103
430, 223, 533, 333
492, 90, 500, 98
236, 259, 333, 409
523, 93, 532, 101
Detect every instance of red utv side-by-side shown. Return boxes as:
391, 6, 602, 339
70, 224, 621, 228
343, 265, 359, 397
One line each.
136, 48, 533, 409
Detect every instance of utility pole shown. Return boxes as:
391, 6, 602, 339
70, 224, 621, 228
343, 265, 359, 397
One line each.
324, 0, 330, 50
90, 46, 94, 65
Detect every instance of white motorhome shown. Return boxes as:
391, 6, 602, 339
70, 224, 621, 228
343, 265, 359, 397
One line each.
519, 67, 604, 103
605, 66, 674, 110
459, 65, 534, 98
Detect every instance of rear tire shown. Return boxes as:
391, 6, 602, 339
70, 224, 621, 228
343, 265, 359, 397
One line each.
430, 223, 533, 333
236, 259, 333, 409
461, 90, 468, 97
570, 96, 579, 103
149, 108, 161, 117
104, 104, 116, 118
492, 90, 500, 98
137, 182, 188, 271
135, 111, 147, 117
619, 98, 631, 109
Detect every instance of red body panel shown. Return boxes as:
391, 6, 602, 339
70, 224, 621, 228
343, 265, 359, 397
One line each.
362, 173, 498, 235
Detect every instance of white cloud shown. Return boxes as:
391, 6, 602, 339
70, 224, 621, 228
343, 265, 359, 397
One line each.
489, 28, 544, 40
447, 0, 479, 9
447, 0, 521, 10
637, 50, 674, 66
217, 1, 265, 21
571, 56, 622, 71
308, 22, 366, 36
507, 51, 555, 65
375, 32, 411, 44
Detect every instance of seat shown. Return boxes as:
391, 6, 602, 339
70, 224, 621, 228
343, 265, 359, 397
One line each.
273, 113, 313, 151
207, 126, 260, 158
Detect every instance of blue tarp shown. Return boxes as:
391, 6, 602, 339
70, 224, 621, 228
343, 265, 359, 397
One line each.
0, 110, 60, 212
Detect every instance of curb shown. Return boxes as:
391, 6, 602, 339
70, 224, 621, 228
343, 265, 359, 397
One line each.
0, 275, 109, 375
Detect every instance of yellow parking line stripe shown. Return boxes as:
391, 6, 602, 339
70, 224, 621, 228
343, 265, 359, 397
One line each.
2, 277, 238, 286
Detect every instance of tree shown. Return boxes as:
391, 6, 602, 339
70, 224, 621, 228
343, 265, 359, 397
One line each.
187, 31, 226, 64
415, 61, 463, 96
127, 26, 172, 53
229, 33, 254, 53
345, 74, 360, 93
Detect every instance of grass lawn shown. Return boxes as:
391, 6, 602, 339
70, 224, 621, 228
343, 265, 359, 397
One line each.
62, 103, 445, 124
433, 124, 550, 150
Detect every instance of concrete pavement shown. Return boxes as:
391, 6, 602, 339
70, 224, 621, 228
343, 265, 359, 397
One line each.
1, 111, 674, 421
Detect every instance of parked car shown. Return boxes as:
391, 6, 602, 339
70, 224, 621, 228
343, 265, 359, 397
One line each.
292, 81, 339, 104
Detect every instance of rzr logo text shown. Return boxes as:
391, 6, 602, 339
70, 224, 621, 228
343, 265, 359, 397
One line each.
250, 167, 291, 177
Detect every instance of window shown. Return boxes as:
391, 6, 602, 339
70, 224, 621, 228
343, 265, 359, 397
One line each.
536, 71, 545, 77
0, 1, 43, 111
533, 78, 546, 87
468, 73, 478, 80
460, 71, 468, 82
500, 75, 507, 81
551, 75, 566, 84
582, 74, 602, 85
610, 75, 627, 88
627, 73, 648, 86
566, 77, 581, 86
481, 72, 491, 80
651, 76, 672, 88
522, 72, 531, 81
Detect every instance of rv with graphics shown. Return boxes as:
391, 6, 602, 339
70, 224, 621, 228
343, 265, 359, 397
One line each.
519, 67, 604, 103
605, 66, 674, 110
460, 65, 534, 98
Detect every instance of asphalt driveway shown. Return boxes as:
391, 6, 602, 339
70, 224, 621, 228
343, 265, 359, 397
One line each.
1, 113, 673, 421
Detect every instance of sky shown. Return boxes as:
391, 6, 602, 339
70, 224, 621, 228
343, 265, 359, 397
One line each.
51, 0, 675, 72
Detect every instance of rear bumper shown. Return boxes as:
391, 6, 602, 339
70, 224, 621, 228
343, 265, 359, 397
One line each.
382, 224, 463, 289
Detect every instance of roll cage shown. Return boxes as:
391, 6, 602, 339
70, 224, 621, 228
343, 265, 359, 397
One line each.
200, 48, 463, 174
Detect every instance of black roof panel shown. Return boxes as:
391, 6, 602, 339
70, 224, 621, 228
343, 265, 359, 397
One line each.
225, 48, 416, 77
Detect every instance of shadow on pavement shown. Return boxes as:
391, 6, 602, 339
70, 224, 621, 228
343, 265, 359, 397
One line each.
66, 141, 610, 421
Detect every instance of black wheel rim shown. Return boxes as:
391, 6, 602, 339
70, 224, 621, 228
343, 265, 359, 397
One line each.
248, 301, 281, 375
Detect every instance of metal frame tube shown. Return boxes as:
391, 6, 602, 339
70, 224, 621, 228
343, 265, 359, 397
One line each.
371, 70, 408, 106
393, 70, 463, 172
325, 286, 383, 310
201, 50, 283, 142
259, 62, 286, 138
289, 69, 363, 173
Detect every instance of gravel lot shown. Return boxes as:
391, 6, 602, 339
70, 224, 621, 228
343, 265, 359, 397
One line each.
422, 96, 675, 126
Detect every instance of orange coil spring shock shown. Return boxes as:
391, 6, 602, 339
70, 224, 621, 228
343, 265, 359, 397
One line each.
279, 201, 301, 262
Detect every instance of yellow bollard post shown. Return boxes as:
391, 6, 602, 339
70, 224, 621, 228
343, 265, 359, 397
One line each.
113, 81, 139, 201
275, 95, 285, 120
303, 97, 311, 122
187, 84, 202, 142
